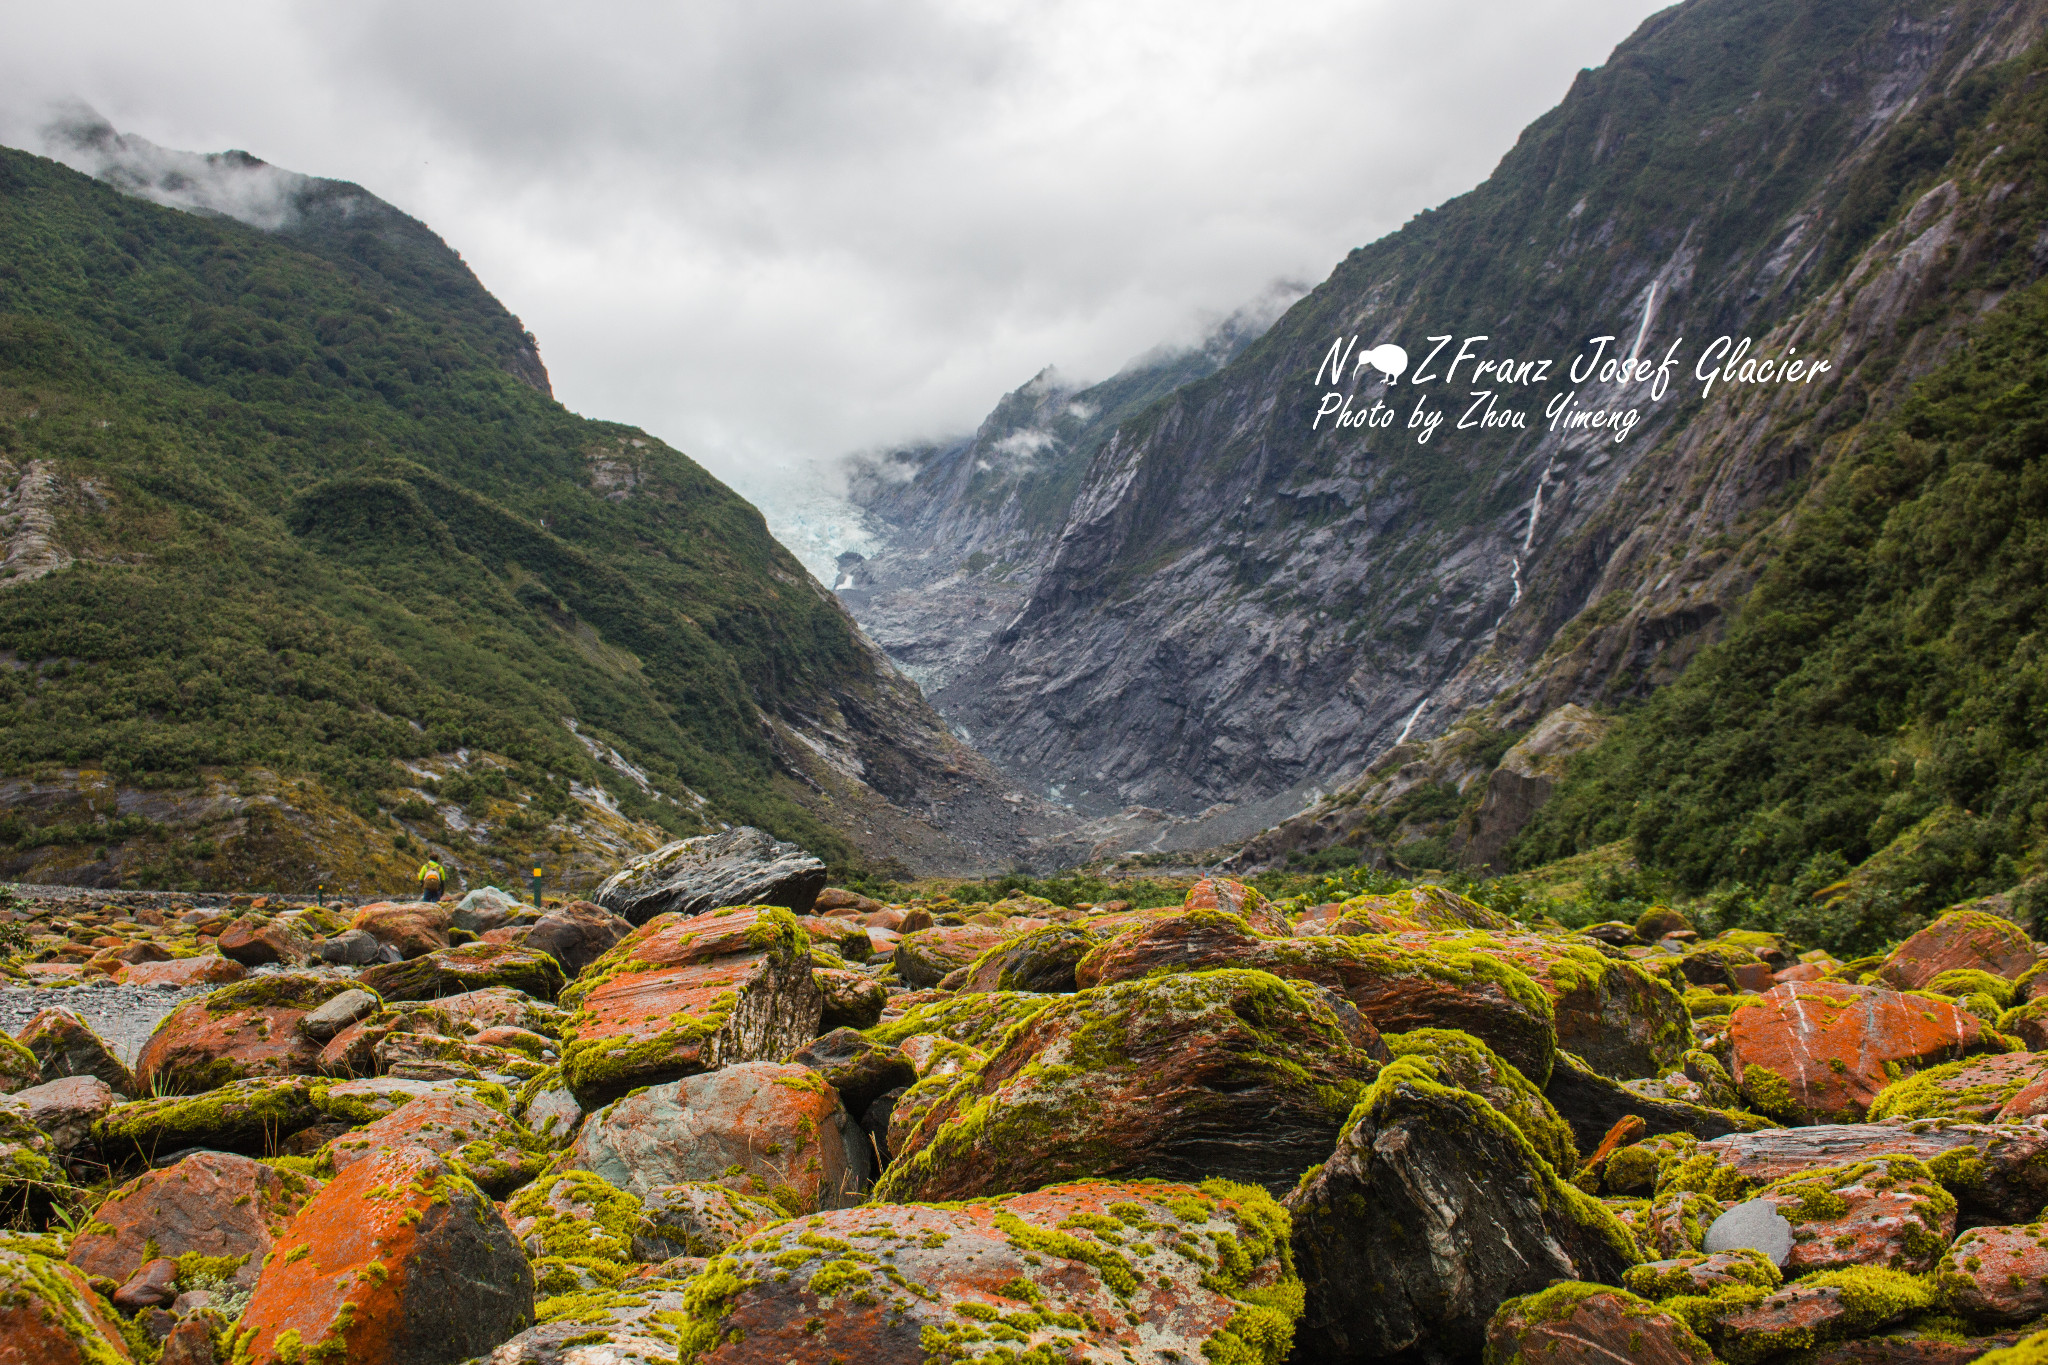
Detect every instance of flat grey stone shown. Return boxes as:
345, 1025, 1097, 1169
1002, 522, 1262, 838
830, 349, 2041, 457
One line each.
1703, 1196, 1794, 1266
299, 988, 379, 1041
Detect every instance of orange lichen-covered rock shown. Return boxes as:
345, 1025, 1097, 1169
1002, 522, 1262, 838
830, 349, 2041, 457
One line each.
1182, 876, 1292, 935
1686, 1123, 2048, 1223
1386, 929, 1690, 1079
569, 1061, 866, 1214
1727, 981, 1995, 1123
1878, 910, 2035, 991
677, 1178, 1300, 1365
1486, 1284, 1716, 1365
135, 975, 361, 1093
68, 1150, 316, 1288
350, 902, 452, 960
1868, 1052, 2048, 1123
1937, 1223, 2048, 1322
115, 954, 247, 989
555, 906, 820, 1108
319, 1092, 544, 1197
0, 1245, 134, 1365
874, 969, 1384, 1204
1756, 1157, 1956, 1274
892, 924, 1013, 989
233, 1146, 532, 1365
1333, 883, 1515, 932
15, 1006, 135, 1095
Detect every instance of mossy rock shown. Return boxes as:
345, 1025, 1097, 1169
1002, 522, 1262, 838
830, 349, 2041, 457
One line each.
94, 1076, 330, 1160
957, 924, 1101, 993
1622, 1248, 1782, 1299
358, 942, 568, 1002
1602, 1133, 1699, 1197
1924, 969, 2017, 1009
1636, 907, 1694, 941
1866, 1053, 2047, 1123
1384, 1029, 1577, 1174
863, 991, 1052, 1051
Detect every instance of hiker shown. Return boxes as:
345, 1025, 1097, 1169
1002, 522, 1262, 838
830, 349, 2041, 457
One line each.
416, 858, 449, 903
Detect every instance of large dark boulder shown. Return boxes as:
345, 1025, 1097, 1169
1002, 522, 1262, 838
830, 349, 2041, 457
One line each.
593, 827, 826, 925
1287, 1058, 1642, 1365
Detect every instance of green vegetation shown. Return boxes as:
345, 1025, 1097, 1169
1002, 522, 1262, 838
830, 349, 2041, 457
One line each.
0, 146, 933, 879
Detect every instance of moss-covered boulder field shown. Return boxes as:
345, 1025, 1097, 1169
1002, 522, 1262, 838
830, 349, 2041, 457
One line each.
9, 859, 2048, 1364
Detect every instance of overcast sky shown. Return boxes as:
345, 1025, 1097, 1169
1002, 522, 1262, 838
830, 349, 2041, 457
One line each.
0, 1, 1671, 500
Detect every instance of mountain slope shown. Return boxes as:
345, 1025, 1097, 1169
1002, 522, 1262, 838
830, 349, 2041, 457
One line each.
937, 0, 2047, 847
0, 141, 1020, 891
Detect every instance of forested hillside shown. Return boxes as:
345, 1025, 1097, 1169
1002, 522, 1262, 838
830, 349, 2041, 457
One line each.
0, 146, 1015, 892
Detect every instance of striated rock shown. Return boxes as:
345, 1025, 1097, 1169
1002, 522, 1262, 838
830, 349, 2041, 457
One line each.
1808, 1329, 2030, 1365
520, 899, 631, 975
593, 826, 826, 925
435, 988, 564, 1037
1867, 1051, 2048, 1123
1650, 1189, 1727, 1256
1545, 1048, 1777, 1150
0, 1245, 136, 1364
1182, 876, 1292, 934
1709, 1268, 1938, 1365
1728, 981, 1996, 1123
351, 901, 453, 959
1878, 909, 2036, 991
235, 1146, 531, 1365
786, 1028, 917, 1116
556, 906, 820, 1107
814, 966, 887, 1029
877, 969, 1384, 1203
1683, 1121, 2048, 1223
1288, 1060, 1640, 1364
3, 1074, 117, 1154
480, 1283, 692, 1365
319, 1091, 544, 1197
570, 1061, 867, 1213
1754, 1157, 1954, 1274
893, 923, 1012, 988
678, 1177, 1299, 1364
1075, 911, 1555, 1084
358, 942, 567, 1003
1938, 1222, 2048, 1322
218, 917, 311, 967
15, 1006, 135, 1095
115, 953, 247, 988
136, 975, 360, 1094
865, 990, 1053, 1050
640, 1182, 786, 1258
69, 1150, 315, 1287
1384, 1027, 1578, 1173
1486, 1283, 1714, 1365
1624, 1248, 1783, 1297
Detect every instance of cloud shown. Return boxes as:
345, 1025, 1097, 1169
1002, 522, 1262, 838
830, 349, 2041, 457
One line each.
0, 0, 1673, 490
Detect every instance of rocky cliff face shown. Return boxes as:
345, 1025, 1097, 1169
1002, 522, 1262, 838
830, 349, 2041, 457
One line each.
909, 0, 2048, 858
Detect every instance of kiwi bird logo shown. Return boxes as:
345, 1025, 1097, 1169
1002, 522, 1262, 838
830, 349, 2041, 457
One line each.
1353, 342, 1409, 384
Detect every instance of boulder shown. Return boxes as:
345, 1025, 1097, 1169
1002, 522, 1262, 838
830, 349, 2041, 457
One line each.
864, 991, 1053, 1051
1868, 1051, 2048, 1122
1729, 981, 1998, 1123
0, 1033, 37, 1094
15, 1006, 135, 1094
1384, 1027, 1578, 1173
116, 953, 248, 989
1545, 1049, 1778, 1150
479, 1283, 693, 1365
136, 975, 361, 1093
1074, 911, 1558, 1084
111, 1256, 180, 1311
218, 917, 312, 967
1703, 1197, 1796, 1265
0, 1245, 136, 1364
297, 988, 380, 1043
318, 1091, 545, 1196
814, 966, 887, 1030
2, 1074, 117, 1154
435, 987, 564, 1037
68, 1149, 315, 1288
358, 942, 568, 1002
894, 924, 1012, 988
677, 1178, 1299, 1365
1707, 1268, 1939, 1365
1486, 1283, 1715, 1365
315, 929, 382, 966
1338, 883, 1517, 931
1648, 1188, 1727, 1256
957, 923, 1099, 993
812, 887, 884, 915
639, 1181, 786, 1257
94, 1076, 330, 1159
235, 1145, 532, 1365
1286, 1059, 1640, 1364
351, 901, 453, 959
874, 969, 1386, 1203
0, 1103, 60, 1218
568, 1061, 868, 1213
1752, 1156, 1954, 1274
160, 1317, 217, 1365
1938, 1222, 2048, 1322
555, 906, 821, 1107
452, 886, 525, 933
1878, 909, 2036, 991
1388, 928, 1689, 1079
520, 899, 631, 975
1181, 875, 1293, 934
592, 826, 826, 925
1681, 1121, 2048, 1223
1624, 1247, 1784, 1296
504, 1169, 677, 1269
786, 1027, 917, 1116
1808, 1328, 2031, 1365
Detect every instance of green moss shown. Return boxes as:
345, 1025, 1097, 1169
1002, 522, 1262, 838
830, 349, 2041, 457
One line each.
1657, 1152, 1757, 1203
862, 992, 1055, 1051
1383, 1029, 1577, 1173
1974, 1327, 2048, 1365
1924, 969, 2017, 1009
1869, 1056, 2035, 1122
1738, 1063, 1803, 1123
1623, 1248, 1782, 1299
1603, 1133, 1698, 1197
506, 1171, 653, 1263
